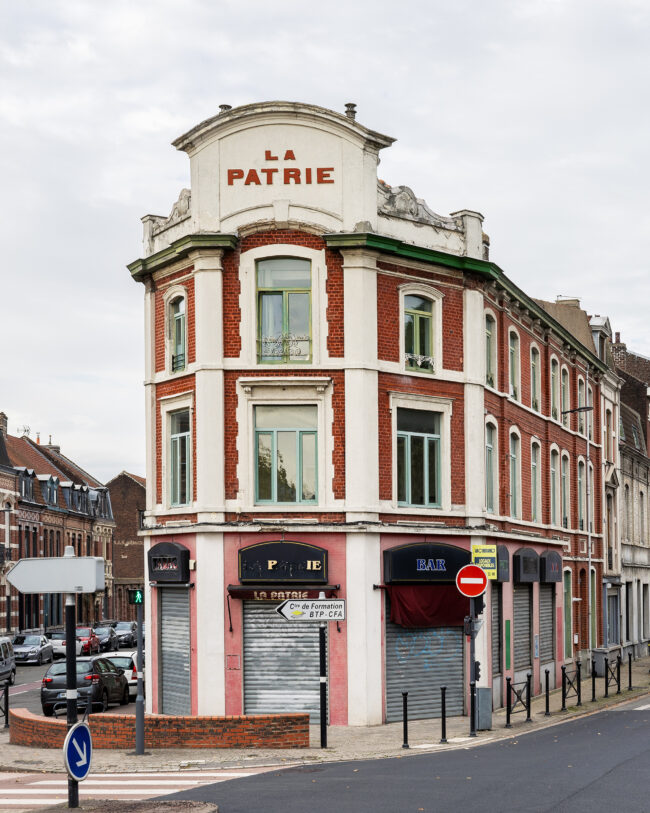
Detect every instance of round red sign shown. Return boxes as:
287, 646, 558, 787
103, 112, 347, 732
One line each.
455, 564, 488, 598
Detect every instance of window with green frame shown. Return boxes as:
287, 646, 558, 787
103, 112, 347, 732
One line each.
396, 408, 441, 507
255, 405, 317, 503
257, 258, 311, 363
485, 315, 496, 387
170, 296, 186, 372
404, 295, 434, 373
509, 433, 519, 517
485, 423, 495, 513
550, 450, 558, 525
170, 410, 190, 506
564, 570, 573, 659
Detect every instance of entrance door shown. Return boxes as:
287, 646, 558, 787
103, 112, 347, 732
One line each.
159, 588, 191, 715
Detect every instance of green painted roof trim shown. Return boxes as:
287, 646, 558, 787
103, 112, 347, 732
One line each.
128, 233, 239, 280
324, 232, 607, 373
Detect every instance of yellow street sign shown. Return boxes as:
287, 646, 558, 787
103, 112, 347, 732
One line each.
471, 544, 497, 580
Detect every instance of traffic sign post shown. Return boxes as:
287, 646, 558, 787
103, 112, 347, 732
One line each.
63, 721, 92, 782
455, 564, 488, 598
456, 564, 488, 738
128, 588, 146, 756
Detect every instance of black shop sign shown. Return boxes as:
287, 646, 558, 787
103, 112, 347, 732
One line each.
239, 540, 328, 584
540, 551, 562, 583
383, 542, 471, 584
513, 547, 540, 583
147, 541, 190, 583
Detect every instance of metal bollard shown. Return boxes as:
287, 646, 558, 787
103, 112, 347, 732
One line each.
2, 683, 7, 729
591, 659, 597, 702
576, 661, 582, 706
505, 677, 512, 728
545, 669, 550, 717
617, 655, 622, 695
561, 665, 567, 711
402, 691, 409, 749
628, 652, 633, 691
526, 673, 532, 721
469, 681, 477, 737
604, 657, 609, 698
440, 686, 448, 744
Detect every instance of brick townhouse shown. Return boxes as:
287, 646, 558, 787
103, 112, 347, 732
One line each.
129, 101, 611, 723
106, 471, 146, 621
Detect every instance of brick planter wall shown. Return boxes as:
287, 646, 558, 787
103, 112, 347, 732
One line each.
9, 709, 309, 749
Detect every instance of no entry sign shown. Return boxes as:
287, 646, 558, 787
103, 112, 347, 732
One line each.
456, 564, 488, 598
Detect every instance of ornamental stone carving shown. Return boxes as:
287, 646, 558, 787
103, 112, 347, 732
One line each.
377, 181, 461, 230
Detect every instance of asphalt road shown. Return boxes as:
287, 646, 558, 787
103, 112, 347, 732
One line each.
9, 662, 50, 715
158, 697, 650, 813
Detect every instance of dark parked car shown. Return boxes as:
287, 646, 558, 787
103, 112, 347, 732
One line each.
93, 625, 119, 652
113, 621, 137, 648
41, 656, 129, 717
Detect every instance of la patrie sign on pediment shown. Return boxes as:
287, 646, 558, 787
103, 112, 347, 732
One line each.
227, 149, 335, 188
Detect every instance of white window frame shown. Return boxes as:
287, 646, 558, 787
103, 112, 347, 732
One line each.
485, 310, 498, 389
530, 439, 541, 523
234, 376, 337, 512
561, 452, 571, 529
238, 245, 328, 367
563, 568, 573, 660
561, 366, 570, 427
159, 390, 194, 512
577, 376, 586, 435
485, 418, 498, 514
399, 283, 444, 376
577, 456, 586, 531
530, 344, 541, 412
509, 427, 522, 519
550, 355, 560, 421
550, 444, 560, 527
163, 285, 188, 375
390, 392, 452, 513
508, 328, 520, 401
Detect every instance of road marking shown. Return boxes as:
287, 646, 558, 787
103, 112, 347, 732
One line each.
634, 703, 650, 710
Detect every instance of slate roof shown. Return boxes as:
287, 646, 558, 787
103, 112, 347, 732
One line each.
5, 435, 66, 478
620, 403, 646, 455
30, 440, 104, 488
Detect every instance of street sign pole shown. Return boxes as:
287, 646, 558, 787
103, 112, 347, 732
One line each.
65, 589, 78, 809
319, 622, 327, 749
135, 600, 145, 755
469, 597, 477, 738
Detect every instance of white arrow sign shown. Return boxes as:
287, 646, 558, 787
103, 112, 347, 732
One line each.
7, 554, 105, 594
73, 738, 87, 767
276, 599, 345, 621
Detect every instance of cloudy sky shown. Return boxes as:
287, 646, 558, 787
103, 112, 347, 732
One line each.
2, 0, 649, 483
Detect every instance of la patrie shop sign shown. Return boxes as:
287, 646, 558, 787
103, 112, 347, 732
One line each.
226, 149, 335, 188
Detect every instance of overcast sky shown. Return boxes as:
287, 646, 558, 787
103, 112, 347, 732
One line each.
2, 0, 649, 484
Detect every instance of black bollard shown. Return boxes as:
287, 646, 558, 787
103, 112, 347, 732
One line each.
604, 657, 609, 698
617, 655, 621, 695
440, 686, 448, 744
545, 669, 550, 717
2, 683, 7, 729
576, 661, 582, 706
561, 665, 567, 711
526, 673, 532, 721
505, 677, 512, 728
591, 659, 596, 702
402, 691, 409, 749
628, 652, 633, 691
470, 681, 477, 737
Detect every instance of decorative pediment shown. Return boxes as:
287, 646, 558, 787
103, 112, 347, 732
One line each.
605, 463, 619, 488
378, 181, 461, 230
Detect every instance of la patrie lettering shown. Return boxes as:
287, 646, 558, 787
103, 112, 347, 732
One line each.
416, 558, 446, 572
227, 149, 335, 187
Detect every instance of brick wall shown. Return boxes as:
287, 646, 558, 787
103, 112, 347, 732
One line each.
9, 709, 309, 749
106, 473, 145, 580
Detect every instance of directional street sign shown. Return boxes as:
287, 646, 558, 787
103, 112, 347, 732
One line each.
7, 556, 105, 594
456, 564, 488, 598
63, 721, 92, 782
276, 599, 346, 621
471, 544, 497, 580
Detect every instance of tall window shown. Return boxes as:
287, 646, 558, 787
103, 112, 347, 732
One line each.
485, 315, 496, 387
564, 570, 573, 659
550, 450, 559, 525
397, 408, 441, 507
170, 410, 190, 506
531, 348, 540, 411
641, 491, 645, 541
170, 296, 186, 372
578, 461, 585, 530
578, 378, 586, 434
561, 455, 569, 528
509, 433, 520, 518
255, 405, 317, 503
486, 423, 495, 513
404, 295, 434, 372
257, 258, 311, 363
531, 443, 540, 522
605, 409, 613, 461
561, 369, 570, 427
588, 386, 593, 440
509, 332, 519, 400
625, 484, 631, 540
550, 359, 559, 420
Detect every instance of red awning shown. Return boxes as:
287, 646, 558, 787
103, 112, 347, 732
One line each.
384, 584, 469, 628
227, 584, 340, 600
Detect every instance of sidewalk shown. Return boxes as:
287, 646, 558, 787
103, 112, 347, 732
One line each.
2, 655, 649, 775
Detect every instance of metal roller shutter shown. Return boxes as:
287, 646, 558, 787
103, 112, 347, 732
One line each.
491, 583, 502, 676
513, 585, 532, 670
243, 602, 325, 724
385, 604, 464, 722
539, 584, 555, 663
160, 588, 191, 715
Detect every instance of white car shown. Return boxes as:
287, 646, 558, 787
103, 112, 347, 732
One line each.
104, 650, 144, 700
46, 630, 83, 659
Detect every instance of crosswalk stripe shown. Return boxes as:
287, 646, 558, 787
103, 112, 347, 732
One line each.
634, 703, 650, 710
73, 771, 254, 778
34, 779, 204, 786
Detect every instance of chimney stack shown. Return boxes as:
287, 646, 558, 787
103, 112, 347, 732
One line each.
0, 413, 6, 437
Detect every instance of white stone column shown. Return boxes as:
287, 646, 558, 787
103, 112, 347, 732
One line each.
346, 532, 383, 724
342, 249, 379, 521
464, 287, 486, 525
192, 250, 226, 521
143, 279, 156, 513
195, 532, 226, 714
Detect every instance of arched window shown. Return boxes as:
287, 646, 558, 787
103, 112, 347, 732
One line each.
530, 347, 540, 411
485, 314, 496, 387
577, 378, 586, 434
561, 368, 570, 427
257, 258, 311, 363
550, 449, 559, 525
509, 331, 520, 400
578, 460, 586, 530
641, 491, 646, 542
169, 295, 186, 372
509, 431, 520, 518
625, 484, 631, 540
550, 358, 559, 420
531, 441, 541, 522
485, 422, 497, 513
404, 295, 434, 373
561, 454, 570, 528
564, 569, 573, 659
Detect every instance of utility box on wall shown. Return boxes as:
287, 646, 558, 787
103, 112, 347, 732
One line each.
477, 687, 492, 730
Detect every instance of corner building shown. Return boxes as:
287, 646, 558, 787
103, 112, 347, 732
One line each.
130, 102, 606, 723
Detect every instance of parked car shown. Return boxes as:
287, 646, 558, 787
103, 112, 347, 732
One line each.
41, 655, 129, 717
113, 621, 137, 648
45, 629, 83, 659
75, 627, 100, 655
93, 625, 119, 652
12, 633, 54, 665
0, 637, 16, 685
104, 650, 144, 700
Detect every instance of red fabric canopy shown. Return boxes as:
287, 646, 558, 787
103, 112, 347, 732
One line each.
385, 584, 469, 628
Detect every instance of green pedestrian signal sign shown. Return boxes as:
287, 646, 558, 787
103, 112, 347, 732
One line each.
128, 588, 144, 605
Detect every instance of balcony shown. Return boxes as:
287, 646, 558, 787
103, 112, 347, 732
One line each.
171, 353, 186, 372
258, 335, 311, 364
405, 353, 435, 373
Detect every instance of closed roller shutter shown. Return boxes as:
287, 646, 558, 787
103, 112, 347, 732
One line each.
539, 584, 555, 663
513, 585, 532, 670
385, 607, 464, 723
243, 602, 325, 724
160, 588, 191, 715
491, 583, 502, 676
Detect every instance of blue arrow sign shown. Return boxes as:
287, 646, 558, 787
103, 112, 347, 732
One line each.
63, 722, 92, 781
